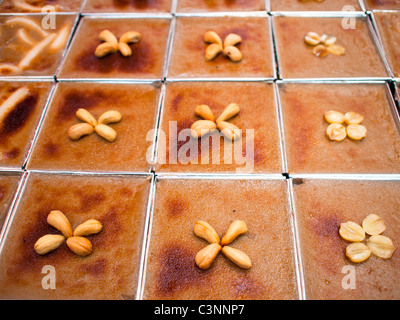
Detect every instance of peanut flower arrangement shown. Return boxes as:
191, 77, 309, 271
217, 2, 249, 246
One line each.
204, 31, 243, 62
95, 29, 141, 58
190, 103, 242, 141
68, 108, 122, 142
34, 210, 103, 257
194, 220, 252, 270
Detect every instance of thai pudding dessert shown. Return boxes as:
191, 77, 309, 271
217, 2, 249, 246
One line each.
0, 172, 151, 299
167, 16, 274, 79
0, 81, 53, 168
57, 17, 171, 80
143, 178, 297, 299
27, 81, 160, 173
273, 16, 388, 79
292, 179, 400, 299
0, 14, 76, 77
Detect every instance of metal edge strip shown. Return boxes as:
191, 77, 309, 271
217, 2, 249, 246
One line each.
366, 11, 394, 78
0, 170, 28, 255
288, 173, 400, 180
154, 172, 286, 180
22, 80, 57, 169
137, 172, 157, 300
273, 80, 288, 175
162, 11, 177, 81
286, 177, 306, 300
269, 11, 366, 17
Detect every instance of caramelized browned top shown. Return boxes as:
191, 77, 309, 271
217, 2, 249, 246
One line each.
83, 0, 173, 13
293, 179, 400, 299
0, 173, 151, 299
143, 179, 297, 300
58, 18, 170, 79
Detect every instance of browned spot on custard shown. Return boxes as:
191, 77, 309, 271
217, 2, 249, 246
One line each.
43, 142, 60, 158
0, 185, 5, 200
230, 275, 266, 299
170, 93, 183, 112
77, 191, 106, 212
165, 197, 187, 218
0, 92, 38, 143
56, 90, 106, 124
75, 40, 153, 74
4, 147, 20, 159
155, 242, 206, 297
112, 0, 163, 9
80, 258, 107, 277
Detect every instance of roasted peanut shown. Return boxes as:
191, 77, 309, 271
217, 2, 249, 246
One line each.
190, 120, 217, 139
94, 124, 118, 142
68, 123, 94, 141
216, 103, 240, 123
195, 243, 221, 270
222, 246, 252, 269
339, 221, 366, 242
119, 31, 141, 44
367, 235, 395, 259
223, 46, 243, 62
74, 219, 103, 237
95, 42, 118, 58
217, 121, 241, 141
324, 110, 345, 124
34, 234, 65, 255
224, 33, 242, 47
66, 236, 93, 257
195, 105, 215, 122
194, 221, 220, 244
205, 43, 223, 61
326, 123, 347, 142
118, 41, 132, 57
362, 214, 386, 236
97, 110, 122, 125
76, 108, 97, 127
346, 124, 367, 141
47, 210, 73, 238
99, 29, 118, 47
304, 31, 321, 46
345, 242, 371, 263
344, 112, 364, 125
221, 220, 248, 246
204, 31, 222, 46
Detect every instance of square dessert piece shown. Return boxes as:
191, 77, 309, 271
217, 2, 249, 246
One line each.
279, 82, 400, 174
155, 81, 282, 174
273, 16, 388, 79
0, 14, 77, 78
0, 172, 21, 231
0, 172, 151, 299
83, 0, 173, 13
0, 0, 83, 13
176, 0, 265, 13
26, 81, 160, 173
363, 0, 400, 10
292, 178, 400, 300
373, 11, 400, 78
270, 0, 361, 11
167, 16, 274, 79
57, 17, 171, 80
143, 178, 298, 300
0, 81, 53, 169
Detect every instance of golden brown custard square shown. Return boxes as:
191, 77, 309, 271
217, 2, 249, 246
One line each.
167, 16, 274, 79
0, 172, 151, 299
373, 11, 400, 78
0, 0, 82, 13
176, 0, 265, 13
57, 17, 171, 80
0, 81, 52, 168
155, 81, 282, 174
270, 0, 361, 11
364, 0, 400, 10
0, 172, 21, 231
83, 0, 173, 13
292, 179, 400, 300
0, 14, 77, 77
273, 16, 388, 79
143, 178, 298, 300
279, 83, 400, 174
27, 82, 160, 173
